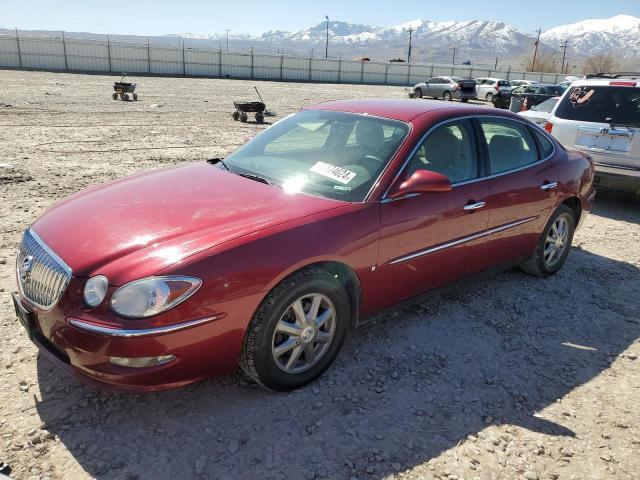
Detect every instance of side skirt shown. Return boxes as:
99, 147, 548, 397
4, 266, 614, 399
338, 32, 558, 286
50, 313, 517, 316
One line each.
354, 255, 531, 328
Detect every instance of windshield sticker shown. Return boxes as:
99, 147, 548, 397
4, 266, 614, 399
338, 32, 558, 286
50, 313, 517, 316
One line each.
569, 87, 595, 108
309, 162, 357, 184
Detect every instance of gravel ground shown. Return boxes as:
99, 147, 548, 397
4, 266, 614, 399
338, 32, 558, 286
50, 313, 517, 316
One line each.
0, 70, 639, 480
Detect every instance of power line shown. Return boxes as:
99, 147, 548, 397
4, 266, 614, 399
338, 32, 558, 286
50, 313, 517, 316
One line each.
407, 28, 414, 63
532, 28, 542, 71
559, 40, 570, 74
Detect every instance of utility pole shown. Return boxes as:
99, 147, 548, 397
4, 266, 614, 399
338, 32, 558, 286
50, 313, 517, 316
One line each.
559, 40, 569, 74
407, 28, 414, 63
325, 15, 329, 58
451, 46, 456, 65
532, 28, 542, 71
225, 29, 230, 52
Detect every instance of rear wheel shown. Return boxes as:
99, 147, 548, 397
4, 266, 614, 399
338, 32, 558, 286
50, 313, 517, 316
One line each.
485, 92, 494, 102
112, 92, 118, 100
443, 91, 452, 101
255, 112, 264, 123
232, 111, 240, 121
240, 267, 350, 391
460, 97, 469, 103
414, 88, 423, 98
521, 204, 575, 277
240, 112, 248, 123
132, 93, 138, 101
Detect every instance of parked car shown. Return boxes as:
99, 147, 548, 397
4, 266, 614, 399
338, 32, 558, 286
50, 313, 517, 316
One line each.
493, 84, 565, 110
510, 80, 540, 87
517, 97, 561, 125
474, 77, 512, 102
413, 76, 477, 102
13, 99, 595, 392
556, 80, 574, 92
546, 73, 640, 193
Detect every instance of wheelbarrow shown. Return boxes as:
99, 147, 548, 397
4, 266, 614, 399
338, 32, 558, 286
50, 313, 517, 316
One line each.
112, 74, 138, 101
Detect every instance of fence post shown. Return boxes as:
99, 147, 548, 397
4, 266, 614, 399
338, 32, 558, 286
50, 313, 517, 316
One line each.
182, 42, 186, 75
430, 64, 434, 76
251, 48, 254, 79
147, 38, 151, 73
219, 48, 222, 77
337, 57, 342, 83
384, 63, 389, 85
15, 28, 22, 68
469, 67, 474, 79
360, 60, 364, 84
61, 31, 68, 72
309, 56, 312, 81
106, 35, 112, 72
507, 65, 511, 80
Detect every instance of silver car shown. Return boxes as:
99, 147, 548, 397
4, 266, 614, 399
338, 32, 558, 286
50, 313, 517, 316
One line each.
413, 76, 477, 102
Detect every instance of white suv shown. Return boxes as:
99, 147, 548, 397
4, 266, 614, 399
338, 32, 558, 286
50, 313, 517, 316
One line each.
546, 74, 640, 193
474, 77, 512, 102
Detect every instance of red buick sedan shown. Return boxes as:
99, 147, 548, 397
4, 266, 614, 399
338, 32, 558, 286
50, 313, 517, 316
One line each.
13, 99, 595, 391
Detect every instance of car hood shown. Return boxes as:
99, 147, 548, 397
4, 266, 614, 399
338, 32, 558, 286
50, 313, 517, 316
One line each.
32, 162, 345, 284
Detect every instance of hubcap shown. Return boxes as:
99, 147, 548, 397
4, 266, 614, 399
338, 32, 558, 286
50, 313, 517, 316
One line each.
544, 217, 569, 268
271, 293, 336, 374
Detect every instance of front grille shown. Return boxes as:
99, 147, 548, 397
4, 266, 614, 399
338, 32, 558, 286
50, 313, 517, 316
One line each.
16, 229, 72, 310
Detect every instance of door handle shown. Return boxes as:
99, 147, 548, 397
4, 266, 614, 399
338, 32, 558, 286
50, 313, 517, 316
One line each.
463, 201, 486, 211
540, 182, 558, 190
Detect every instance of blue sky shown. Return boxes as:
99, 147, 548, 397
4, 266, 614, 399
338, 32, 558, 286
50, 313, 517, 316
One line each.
2, 0, 639, 35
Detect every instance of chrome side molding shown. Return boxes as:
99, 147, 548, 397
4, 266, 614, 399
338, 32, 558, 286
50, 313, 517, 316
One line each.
386, 216, 537, 265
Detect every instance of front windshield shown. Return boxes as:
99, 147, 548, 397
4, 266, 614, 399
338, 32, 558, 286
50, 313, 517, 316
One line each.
223, 110, 410, 202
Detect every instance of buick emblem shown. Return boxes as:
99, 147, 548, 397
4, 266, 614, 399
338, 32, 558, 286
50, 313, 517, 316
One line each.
20, 255, 35, 284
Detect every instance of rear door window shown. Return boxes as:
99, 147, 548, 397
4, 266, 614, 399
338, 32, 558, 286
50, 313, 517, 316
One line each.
554, 86, 640, 125
498, 80, 511, 87
479, 119, 539, 174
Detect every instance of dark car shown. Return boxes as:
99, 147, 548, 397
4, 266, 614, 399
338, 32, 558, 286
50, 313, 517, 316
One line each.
493, 84, 565, 110
13, 99, 595, 392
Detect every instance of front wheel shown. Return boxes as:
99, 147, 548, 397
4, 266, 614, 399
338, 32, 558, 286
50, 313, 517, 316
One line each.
240, 267, 350, 391
521, 204, 575, 277
485, 92, 494, 102
443, 91, 452, 101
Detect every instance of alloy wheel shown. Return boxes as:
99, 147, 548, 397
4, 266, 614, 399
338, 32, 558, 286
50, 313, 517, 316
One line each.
544, 217, 569, 268
271, 293, 336, 374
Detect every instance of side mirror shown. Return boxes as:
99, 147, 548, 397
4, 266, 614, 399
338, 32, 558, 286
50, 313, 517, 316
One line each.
388, 170, 452, 198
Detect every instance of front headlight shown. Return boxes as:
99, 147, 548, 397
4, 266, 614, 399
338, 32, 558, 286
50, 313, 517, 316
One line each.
84, 275, 109, 307
110, 276, 201, 318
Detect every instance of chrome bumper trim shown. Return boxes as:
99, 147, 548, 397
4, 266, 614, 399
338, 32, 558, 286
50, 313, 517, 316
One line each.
387, 216, 538, 265
68, 316, 217, 337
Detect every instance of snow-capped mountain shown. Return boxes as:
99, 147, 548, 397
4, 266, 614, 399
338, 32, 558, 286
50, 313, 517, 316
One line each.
540, 14, 640, 57
173, 15, 639, 63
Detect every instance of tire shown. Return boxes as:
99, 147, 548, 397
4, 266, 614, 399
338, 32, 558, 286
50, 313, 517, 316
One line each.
121, 93, 129, 101
521, 204, 575, 277
232, 111, 240, 121
443, 91, 452, 101
460, 97, 469, 103
240, 112, 248, 123
485, 92, 494, 102
255, 112, 264, 123
240, 267, 350, 391
132, 93, 138, 101
112, 92, 118, 100
414, 88, 422, 98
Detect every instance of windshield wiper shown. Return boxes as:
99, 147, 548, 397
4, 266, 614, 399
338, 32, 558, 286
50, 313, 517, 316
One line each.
207, 157, 230, 171
236, 172, 279, 187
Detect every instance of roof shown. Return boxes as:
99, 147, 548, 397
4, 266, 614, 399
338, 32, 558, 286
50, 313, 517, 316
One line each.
307, 98, 465, 122
569, 78, 639, 87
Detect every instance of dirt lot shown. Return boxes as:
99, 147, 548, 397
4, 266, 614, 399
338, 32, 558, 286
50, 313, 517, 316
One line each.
0, 70, 639, 480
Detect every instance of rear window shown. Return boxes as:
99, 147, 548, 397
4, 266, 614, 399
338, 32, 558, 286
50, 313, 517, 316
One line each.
543, 86, 564, 95
555, 86, 640, 126
498, 80, 511, 87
